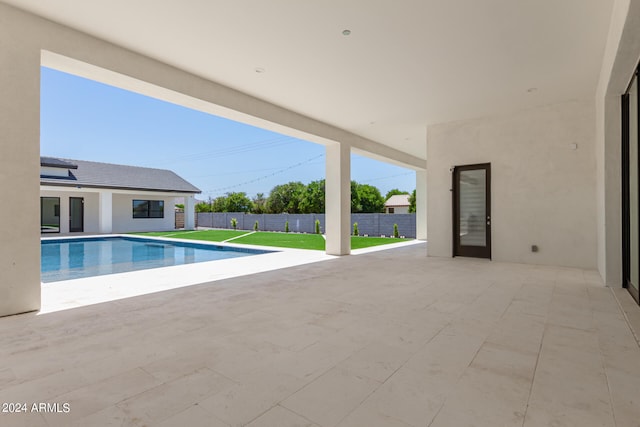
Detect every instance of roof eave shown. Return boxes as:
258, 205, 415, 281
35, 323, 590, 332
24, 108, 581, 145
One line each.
40, 181, 201, 194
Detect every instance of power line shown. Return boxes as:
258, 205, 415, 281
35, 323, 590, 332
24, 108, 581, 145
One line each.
360, 171, 415, 183
145, 135, 299, 166
204, 154, 325, 197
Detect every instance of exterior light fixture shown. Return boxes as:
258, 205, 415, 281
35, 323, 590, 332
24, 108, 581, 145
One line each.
255, 67, 265, 73
342, 29, 351, 36
527, 87, 537, 93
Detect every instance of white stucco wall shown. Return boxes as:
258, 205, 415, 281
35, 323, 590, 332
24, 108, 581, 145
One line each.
40, 190, 99, 233
595, 0, 640, 286
427, 100, 597, 269
112, 194, 175, 233
386, 206, 409, 214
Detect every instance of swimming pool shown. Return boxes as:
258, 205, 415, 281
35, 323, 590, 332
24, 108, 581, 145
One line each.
41, 236, 272, 283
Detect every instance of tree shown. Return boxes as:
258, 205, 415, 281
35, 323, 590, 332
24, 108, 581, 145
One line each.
195, 198, 213, 213
251, 193, 267, 214
211, 192, 253, 212
211, 196, 228, 212
266, 181, 305, 213
353, 182, 385, 213
350, 180, 362, 213
385, 189, 409, 201
225, 192, 253, 212
299, 179, 325, 213
408, 189, 416, 213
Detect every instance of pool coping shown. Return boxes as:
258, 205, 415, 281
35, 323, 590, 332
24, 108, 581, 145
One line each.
39, 234, 423, 314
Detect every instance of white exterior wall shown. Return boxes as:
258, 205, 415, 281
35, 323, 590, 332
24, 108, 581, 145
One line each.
595, 0, 640, 286
112, 194, 175, 233
386, 206, 409, 214
40, 190, 100, 234
427, 100, 597, 269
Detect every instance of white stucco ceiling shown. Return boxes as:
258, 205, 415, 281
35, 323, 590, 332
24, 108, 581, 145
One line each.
5, 0, 614, 160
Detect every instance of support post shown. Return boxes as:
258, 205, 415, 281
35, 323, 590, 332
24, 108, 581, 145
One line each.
325, 143, 351, 255
416, 169, 427, 241
98, 191, 113, 233
184, 195, 196, 230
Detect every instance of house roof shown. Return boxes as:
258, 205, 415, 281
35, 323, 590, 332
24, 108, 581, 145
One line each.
385, 194, 410, 207
40, 157, 201, 194
40, 156, 78, 169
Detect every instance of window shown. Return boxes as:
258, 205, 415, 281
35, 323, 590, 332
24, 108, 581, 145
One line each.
133, 200, 164, 218
388, 207, 395, 214
41, 197, 60, 233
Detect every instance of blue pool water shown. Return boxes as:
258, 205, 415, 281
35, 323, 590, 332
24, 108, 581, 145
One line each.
41, 236, 271, 283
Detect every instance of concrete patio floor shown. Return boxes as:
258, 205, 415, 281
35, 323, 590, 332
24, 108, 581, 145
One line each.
1, 242, 639, 427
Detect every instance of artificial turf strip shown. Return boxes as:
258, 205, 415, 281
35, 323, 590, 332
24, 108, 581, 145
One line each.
350, 236, 410, 249
133, 230, 412, 250
232, 231, 326, 250
132, 229, 249, 242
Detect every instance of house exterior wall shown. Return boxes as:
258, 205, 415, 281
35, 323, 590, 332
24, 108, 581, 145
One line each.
40, 190, 99, 233
595, 0, 640, 286
386, 206, 409, 214
112, 193, 176, 233
427, 100, 597, 269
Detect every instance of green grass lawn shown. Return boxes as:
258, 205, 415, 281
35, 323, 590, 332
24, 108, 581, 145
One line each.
351, 236, 409, 249
232, 231, 326, 250
132, 229, 413, 251
132, 229, 249, 242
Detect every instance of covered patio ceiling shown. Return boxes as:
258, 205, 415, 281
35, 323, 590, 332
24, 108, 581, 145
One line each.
3, 0, 614, 159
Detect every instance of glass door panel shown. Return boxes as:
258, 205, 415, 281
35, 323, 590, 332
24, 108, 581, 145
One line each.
629, 75, 639, 298
40, 197, 60, 233
459, 169, 487, 247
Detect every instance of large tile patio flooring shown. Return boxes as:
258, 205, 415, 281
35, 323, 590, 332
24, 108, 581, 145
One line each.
1, 242, 639, 426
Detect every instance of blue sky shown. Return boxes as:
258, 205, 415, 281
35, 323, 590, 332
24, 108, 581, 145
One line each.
40, 67, 415, 200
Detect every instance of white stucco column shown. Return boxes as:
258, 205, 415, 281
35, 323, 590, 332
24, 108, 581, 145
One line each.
184, 195, 196, 230
0, 18, 41, 316
98, 191, 113, 233
325, 143, 351, 255
416, 169, 427, 241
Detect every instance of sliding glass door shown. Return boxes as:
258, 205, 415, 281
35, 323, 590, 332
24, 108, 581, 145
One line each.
40, 197, 60, 233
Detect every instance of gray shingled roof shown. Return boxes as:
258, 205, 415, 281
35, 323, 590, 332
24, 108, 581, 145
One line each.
40, 157, 201, 194
41, 156, 78, 169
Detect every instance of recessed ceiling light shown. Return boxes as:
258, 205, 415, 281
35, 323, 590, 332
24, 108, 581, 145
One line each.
527, 87, 537, 93
255, 67, 265, 73
342, 29, 351, 36
369, 121, 375, 125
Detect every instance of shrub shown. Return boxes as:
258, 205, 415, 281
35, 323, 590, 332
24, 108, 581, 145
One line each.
393, 223, 399, 238
285, 220, 290, 233
230, 217, 237, 230
353, 222, 359, 236
315, 219, 321, 234
254, 220, 259, 231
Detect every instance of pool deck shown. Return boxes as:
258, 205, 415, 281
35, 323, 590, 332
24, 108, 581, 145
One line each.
1, 242, 640, 426
40, 234, 419, 314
